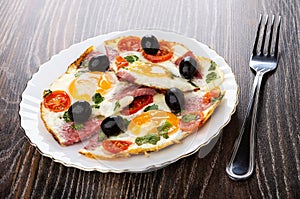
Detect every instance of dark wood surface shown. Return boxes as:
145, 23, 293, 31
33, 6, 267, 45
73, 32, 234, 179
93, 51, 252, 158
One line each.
0, 0, 299, 198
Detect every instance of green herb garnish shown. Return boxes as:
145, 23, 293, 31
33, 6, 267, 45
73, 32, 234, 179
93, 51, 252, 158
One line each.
157, 121, 172, 133
124, 55, 139, 63
208, 61, 217, 71
182, 114, 197, 123
71, 123, 84, 130
98, 131, 107, 142
114, 101, 121, 111
157, 121, 172, 139
159, 132, 169, 139
206, 72, 218, 84
135, 134, 161, 146
144, 104, 159, 112
92, 93, 104, 105
211, 94, 224, 103
63, 111, 72, 122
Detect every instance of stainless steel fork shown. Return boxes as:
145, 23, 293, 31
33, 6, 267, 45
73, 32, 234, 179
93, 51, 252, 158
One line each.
226, 15, 281, 181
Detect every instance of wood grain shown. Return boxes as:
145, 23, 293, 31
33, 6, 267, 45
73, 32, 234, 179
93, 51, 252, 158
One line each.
0, 0, 299, 198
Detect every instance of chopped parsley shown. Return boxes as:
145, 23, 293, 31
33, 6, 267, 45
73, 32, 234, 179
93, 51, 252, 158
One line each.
157, 121, 172, 133
92, 93, 104, 108
159, 132, 169, 139
124, 55, 139, 63
135, 134, 161, 146
144, 104, 159, 112
208, 61, 217, 71
63, 111, 72, 122
182, 114, 197, 123
71, 123, 84, 130
157, 121, 172, 139
135, 121, 172, 146
206, 72, 218, 84
211, 94, 224, 103
98, 131, 107, 142
114, 101, 121, 111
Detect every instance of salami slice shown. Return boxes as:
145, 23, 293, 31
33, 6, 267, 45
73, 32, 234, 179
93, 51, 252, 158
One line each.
61, 119, 102, 146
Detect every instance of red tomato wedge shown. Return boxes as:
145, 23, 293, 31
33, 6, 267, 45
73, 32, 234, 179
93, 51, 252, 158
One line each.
142, 49, 173, 63
117, 36, 141, 52
142, 41, 173, 63
115, 55, 129, 69
43, 90, 71, 112
202, 88, 221, 105
202, 92, 211, 105
102, 140, 133, 154
121, 95, 153, 115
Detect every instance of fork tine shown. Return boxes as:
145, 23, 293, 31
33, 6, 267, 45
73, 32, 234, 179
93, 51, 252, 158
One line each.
267, 15, 275, 56
260, 15, 269, 55
252, 14, 263, 55
274, 16, 282, 57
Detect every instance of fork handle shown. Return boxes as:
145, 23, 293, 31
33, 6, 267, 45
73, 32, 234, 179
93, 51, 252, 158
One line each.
226, 71, 264, 180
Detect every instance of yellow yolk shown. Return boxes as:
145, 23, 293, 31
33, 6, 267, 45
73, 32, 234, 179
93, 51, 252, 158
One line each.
128, 110, 179, 137
96, 73, 114, 95
68, 72, 114, 101
128, 62, 171, 78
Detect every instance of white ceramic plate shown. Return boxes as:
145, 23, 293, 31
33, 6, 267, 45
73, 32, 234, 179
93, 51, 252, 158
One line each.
19, 30, 238, 173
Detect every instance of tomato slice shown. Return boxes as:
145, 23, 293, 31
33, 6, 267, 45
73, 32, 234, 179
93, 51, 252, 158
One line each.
121, 95, 153, 115
142, 49, 173, 63
180, 112, 204, 132
102, 140, 132, 154
43, 90, 71, 112
117, 36, 141, 52
142, 41, 173, 63
115, 55, 129, 69
202, 92, 211, 105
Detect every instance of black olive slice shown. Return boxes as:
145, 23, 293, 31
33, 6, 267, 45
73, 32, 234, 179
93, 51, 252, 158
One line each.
141, 35, 160, 55
165, 88, 185, 114
101, 116, 125, 137
179, 56, 198, 79
68, 101, 92, 123
88, 54, 110, 72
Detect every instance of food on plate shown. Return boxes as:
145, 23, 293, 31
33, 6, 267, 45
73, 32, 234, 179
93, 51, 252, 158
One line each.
40, 34, 225, 159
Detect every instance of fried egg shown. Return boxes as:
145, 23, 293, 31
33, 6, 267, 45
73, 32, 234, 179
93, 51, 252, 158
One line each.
117, 60, 195, 91
68, 71, 116, 102
127, 110, 179, 137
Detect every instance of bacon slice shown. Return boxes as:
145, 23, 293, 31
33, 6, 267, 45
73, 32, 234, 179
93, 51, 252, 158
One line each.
83, 135, 101, 150
60, 119, 102, 146
112, 84, 156, 100
116, 70, 136, 83
184, 95, 211, 112
105, 46, 119, 62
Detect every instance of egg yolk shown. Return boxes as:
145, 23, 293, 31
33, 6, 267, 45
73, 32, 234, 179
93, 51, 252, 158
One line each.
128, 110, 179, 137
128, 62, 170, 78
68, 72, 114, 101
97, 73, 114, 95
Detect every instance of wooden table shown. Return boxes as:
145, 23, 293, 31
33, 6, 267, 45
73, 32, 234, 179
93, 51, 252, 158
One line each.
1, 0, 299, 198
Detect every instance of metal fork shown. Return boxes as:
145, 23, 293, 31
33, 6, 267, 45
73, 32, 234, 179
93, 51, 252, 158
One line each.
226, 15, 281, 181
